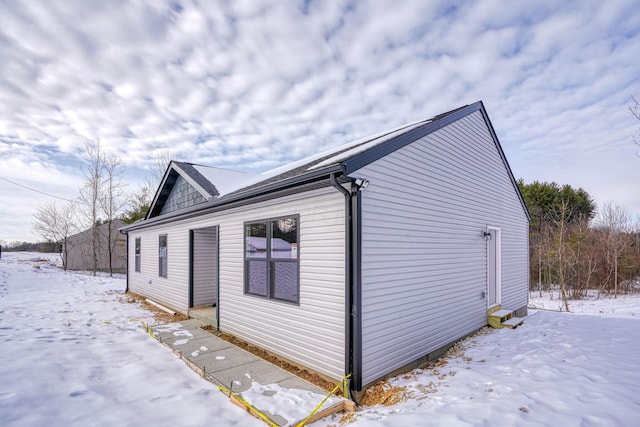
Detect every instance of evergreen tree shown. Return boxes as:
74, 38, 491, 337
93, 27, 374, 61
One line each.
517, 179, 596, 231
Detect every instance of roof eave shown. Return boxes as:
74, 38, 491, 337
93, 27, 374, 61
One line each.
145, 161, 177, 220
120, 164, 343, 233
342, 102, 481, 175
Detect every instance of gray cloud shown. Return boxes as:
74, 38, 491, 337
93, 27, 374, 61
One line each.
0, 0, 639, 241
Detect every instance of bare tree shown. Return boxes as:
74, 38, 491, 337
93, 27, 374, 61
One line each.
146, 148, 176, 190
126, 149, 175, 222
630, 95, 640, 148
594, 202, 631, 298
552, 199, 573, 311
571, 218, 598, 299
100, 154, 128, 276
32, 201, 77, 269
78, 139, 106, 276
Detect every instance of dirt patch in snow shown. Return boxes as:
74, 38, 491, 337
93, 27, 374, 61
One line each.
360, 381, 407, 406
201, 325, 341, 395
118, 291, 189, 323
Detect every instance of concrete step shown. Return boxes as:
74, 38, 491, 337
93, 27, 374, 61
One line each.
188, 307, 216, 326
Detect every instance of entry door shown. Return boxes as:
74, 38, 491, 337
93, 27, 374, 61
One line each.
190, 226, 219, 308
487, 227, 501, 308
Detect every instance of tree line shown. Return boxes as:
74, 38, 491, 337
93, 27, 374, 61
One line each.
518, 180, 640, 307
1, 241, 59, 253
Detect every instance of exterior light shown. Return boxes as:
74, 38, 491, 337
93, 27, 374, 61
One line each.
354, 178, 369, 189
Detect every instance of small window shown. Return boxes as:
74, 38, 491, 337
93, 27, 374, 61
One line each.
244, 216, 299, 303
159, 234, 168, 277
135, 238, 141, 273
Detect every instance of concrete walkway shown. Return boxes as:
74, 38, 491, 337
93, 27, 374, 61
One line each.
151, 319, 347, 426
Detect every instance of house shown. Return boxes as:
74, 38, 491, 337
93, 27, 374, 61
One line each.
119, 101, 529, 397
65, 219, 127, 273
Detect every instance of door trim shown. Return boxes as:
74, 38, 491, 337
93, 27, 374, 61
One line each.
487, 226, 502, 308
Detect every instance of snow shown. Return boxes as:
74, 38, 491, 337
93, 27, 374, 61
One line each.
191, 164, 258, 197
2, 252, 639, 427
200, 116, 434, 199
308, 119, 431, 171
328, 292, 640, 427
529, 289, 639, 319
0, 252, 262, 427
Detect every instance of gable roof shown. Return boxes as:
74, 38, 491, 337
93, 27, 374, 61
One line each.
146, 161, 258, 219
124, 101, 529, 231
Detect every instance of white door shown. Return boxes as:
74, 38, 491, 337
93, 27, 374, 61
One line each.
487, 227, 501, 308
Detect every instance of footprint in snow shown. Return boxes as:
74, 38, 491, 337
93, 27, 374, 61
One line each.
150, 395, 181, 405
191, 346, 209, 357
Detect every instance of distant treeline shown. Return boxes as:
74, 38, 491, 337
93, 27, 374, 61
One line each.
519, 180, 640, 303
1, 241, 60, 253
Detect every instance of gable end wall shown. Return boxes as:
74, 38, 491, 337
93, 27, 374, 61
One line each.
355, 110, 529, 386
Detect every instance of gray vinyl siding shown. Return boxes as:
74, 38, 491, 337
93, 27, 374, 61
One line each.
354, 110, 529, 386
192, 227, 218, 306
66, 220, 126, 273
128, 187, 346, 381
128, 229, 189, 312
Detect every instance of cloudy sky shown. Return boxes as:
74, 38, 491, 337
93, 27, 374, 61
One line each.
0, 0, 638, 243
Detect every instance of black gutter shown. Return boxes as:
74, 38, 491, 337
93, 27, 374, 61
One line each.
121, 165, 342, 233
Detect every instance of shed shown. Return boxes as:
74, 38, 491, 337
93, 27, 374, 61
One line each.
65, 219, 127, 273
120, 101, 529, 396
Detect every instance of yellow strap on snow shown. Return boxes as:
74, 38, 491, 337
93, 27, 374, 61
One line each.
295, 373, 352, 427
217, 385, 280, 427
140, 321, 156, 340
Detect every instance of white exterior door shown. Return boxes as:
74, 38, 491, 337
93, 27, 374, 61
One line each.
487, 227, 501, 308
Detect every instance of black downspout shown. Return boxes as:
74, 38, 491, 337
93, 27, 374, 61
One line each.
331, 173, 361, 397
188, 230, 194, 308
350, 181, 363, 393
124, 233, 129, 293
215, 225, 221, 332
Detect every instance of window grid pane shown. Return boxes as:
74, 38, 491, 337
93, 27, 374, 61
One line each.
159, 235, 167, 277
271, 261, 298, 302
271, 218, 297, 259
135, 238, 141, 273
246, 260, 267, 296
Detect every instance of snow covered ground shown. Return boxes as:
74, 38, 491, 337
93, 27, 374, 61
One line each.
335, 292, 640, 427
1, 252, 639, 426
529, 289, 639, 318
0, 252, 262, 427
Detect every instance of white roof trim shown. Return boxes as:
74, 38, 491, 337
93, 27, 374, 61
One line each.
171, 162, 215, 200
